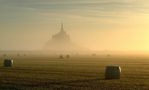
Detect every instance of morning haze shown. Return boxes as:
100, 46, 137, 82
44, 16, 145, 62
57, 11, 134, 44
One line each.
1, 0, 149, 90
0, 0, 149, 51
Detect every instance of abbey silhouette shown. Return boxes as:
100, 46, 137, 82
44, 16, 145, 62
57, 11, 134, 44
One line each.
51, 23, 70, 43
44, 23, 88, 53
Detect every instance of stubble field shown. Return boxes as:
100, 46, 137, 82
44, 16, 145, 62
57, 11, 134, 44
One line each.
0, 55, 149, 90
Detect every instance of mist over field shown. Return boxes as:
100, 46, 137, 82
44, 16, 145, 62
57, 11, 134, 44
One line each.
0, 0, 149, 52
1, 0, 149, 90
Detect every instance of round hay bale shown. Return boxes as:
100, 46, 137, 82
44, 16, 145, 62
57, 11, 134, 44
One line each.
17, 53, 20, 57
105, 65, 121, 79
92, 53, 96, 56
24, 54, 27, 56
59, 55, 64, 59
107, 54, 111, 57
3, 54, 7, 57
66, 54, 70, 59
4, 59, 13, 67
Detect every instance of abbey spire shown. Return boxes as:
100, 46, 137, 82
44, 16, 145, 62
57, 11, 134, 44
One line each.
51, 23, 70, 42
61, 23, 64, 32
44, 23, 88, 53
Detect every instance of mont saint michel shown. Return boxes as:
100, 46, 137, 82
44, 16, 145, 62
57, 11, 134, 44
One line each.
44, 23, 88, 53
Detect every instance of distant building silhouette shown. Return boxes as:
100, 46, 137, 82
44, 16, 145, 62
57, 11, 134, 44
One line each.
51, 23, 70, 43
44, 23, 89, 54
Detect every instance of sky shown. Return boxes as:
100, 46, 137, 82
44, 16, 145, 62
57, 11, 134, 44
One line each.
0, 0, 149, 51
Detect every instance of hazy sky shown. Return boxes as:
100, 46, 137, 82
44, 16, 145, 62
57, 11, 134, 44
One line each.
0, 0, 149, 51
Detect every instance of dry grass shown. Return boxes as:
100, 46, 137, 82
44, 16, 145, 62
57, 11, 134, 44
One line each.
0, 55, 149, 90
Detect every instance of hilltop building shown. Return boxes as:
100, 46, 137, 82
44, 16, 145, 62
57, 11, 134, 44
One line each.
44, 23, 88, 54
